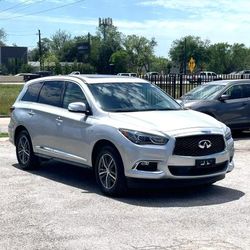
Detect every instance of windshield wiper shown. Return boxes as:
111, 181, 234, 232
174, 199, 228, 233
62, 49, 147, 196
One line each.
143, 108, 180, 111
109, 109, 140, 112
110, 108, 180, 112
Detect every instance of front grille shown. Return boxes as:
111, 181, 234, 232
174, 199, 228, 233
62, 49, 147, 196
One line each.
169, 161, 228, 176
173, 134, 225, 156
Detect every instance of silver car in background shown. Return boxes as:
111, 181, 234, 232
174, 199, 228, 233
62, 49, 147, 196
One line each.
9, 75, 234, 196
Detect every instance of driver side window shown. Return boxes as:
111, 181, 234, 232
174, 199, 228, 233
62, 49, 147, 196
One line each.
223, 85, 243, 99
63, 82, 87, 109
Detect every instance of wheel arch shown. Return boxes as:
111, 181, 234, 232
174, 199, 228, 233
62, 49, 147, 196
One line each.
91, 139, 123, 168
14, 125, 29, 145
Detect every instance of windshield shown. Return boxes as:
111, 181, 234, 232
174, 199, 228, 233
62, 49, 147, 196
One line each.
88, 82, 181, 112
182, 84, 225, 100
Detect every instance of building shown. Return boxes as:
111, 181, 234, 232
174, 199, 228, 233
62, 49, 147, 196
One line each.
0, 46, 28, 74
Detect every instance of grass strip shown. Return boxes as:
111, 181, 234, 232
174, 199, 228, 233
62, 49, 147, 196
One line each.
0, 133, 8, 138
0, 84, 23, 116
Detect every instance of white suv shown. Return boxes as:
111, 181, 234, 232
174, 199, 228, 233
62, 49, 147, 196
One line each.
9, 75, 234, 196
188, 71, 220, 83
117, 73, 137, 77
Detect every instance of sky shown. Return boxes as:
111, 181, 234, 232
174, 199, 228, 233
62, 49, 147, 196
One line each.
1, 0, 250, 57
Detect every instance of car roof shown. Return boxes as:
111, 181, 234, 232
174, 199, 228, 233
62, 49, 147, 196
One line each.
204, 79, 250, 86
72, 74, 147, 84
25, 74, 148, 85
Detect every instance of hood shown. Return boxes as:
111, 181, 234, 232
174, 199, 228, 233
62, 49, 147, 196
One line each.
182, 99, 215, 110
179, 98, 203, 106
108, 110, 225, 135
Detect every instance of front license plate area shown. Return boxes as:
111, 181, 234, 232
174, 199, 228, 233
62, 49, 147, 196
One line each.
195, 158, 216, 168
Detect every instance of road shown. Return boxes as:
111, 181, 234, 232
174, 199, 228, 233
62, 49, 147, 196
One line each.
0, 133, 250, 250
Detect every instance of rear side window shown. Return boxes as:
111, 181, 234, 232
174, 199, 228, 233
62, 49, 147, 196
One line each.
21, 82, 43, 102
38, 81, 64, 107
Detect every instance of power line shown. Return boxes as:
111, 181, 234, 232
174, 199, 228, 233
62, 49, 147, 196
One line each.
0, 0, 85, 21
6, 33, 36, 36
0, 0, 32, 13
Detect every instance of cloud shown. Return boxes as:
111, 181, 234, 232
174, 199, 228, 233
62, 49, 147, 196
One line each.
138, 0, 250, 14
3, 0, 250, 57
12, 0, 76, 3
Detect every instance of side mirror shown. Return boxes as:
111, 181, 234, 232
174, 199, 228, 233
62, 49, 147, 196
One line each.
68, 102, 87, 113
219, 94, 230, 102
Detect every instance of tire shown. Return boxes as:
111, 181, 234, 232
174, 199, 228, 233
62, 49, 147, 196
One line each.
16, 130, 39, 170
94, 145, 127, 196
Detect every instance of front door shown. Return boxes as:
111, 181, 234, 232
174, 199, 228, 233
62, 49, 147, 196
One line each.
216, 83, 250, 129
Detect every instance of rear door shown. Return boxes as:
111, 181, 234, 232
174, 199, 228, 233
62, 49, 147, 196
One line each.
32, 80, 65, 156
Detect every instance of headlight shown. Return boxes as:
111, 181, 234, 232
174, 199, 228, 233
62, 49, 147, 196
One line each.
119, 129, 168, 145
225, 127, 232, 141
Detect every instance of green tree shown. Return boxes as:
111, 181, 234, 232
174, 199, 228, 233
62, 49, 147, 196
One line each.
28, 48, 39, 61
169, 35, 210, 73
0, 64, 8, 74
60, 40, 77, 62
88, 35, 102, 70
28, 38, 52, 62
60, 35, 92, 63
63, 63, 71, 74
124, 35, 157, 73
229, 43, 250, 72
151, 56, 171, 74
207, 43, 231, 73
77, 63, 96, 73
20, 64, 35, 73
96, 24, 123, 73
43, 53, 58, 72
0, 28, 6, 46
110, 50, 129, 73
54, 61, 62, 75
50, 29, 71, 60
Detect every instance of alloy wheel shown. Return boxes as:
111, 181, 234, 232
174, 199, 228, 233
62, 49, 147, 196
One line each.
17, 135, 30, 165
98, 153, 118, 190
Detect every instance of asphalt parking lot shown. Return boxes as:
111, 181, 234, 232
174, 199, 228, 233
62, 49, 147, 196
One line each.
0, 132, 250, 250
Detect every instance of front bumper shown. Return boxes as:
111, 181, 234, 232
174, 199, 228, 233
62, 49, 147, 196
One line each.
121, 131, 234, 182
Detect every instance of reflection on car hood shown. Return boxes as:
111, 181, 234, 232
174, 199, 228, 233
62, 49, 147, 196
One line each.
109, 110, 224, 134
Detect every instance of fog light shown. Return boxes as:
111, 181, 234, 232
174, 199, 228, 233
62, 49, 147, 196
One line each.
134, 161, 158, 171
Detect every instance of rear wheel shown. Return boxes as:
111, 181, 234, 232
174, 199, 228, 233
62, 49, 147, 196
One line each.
16, 130, 39, 170
94, 146, 127, 196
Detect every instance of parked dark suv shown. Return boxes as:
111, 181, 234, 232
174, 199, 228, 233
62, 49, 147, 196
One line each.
179, 79, 250, 131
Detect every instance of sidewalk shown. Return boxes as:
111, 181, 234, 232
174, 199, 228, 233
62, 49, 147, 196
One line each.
0, 117, 10, 134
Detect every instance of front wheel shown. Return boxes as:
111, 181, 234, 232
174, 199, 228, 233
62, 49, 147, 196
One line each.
94, 146, 127, 196
16, 130, 39, 170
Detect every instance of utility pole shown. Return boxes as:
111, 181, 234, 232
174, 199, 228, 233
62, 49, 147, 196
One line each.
183, 37, 187, 75
38, 29, 42, 70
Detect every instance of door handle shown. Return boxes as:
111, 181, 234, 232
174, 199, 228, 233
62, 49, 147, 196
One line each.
28, 110, 35, 116
56, 117, 63, 123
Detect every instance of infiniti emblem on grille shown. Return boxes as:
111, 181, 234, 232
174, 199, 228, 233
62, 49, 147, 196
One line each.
198, 140, 212, 149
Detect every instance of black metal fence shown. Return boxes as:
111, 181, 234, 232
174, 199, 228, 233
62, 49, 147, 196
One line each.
140, 74, 250, 99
